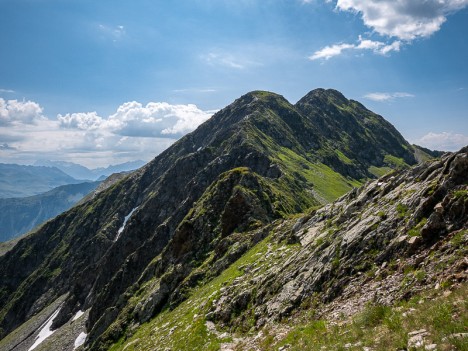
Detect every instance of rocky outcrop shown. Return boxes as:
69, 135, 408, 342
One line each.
207, 148, 467, 328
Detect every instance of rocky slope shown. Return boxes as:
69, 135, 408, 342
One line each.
101, 147, 467, 351
207, 147, 467, 328
0, 89, 446, 351
0, 181, 100, 242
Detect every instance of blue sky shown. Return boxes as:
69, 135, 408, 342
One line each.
1, 0, 467, 167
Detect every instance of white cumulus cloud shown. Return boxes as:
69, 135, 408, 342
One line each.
309, 0, 467, 60
0, 98, 45, 126
58, 102, 212, 138
58, 112, 104, 130
417, 132, 468, 151
0, 99, 214, 168
335, 0, 468, 40
107, 101, 212, 137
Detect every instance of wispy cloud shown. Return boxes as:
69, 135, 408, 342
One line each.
172, 88, 217, 93
200, 43, 294, 71
0, 89, 15, 94
97, 24, 126, 42
309, 36, 401, 60
416, 131, 468, 151
302, 0, 333, 3
309, 43, 355, 60
201, 52, 246, 69
363, 92, 415, 102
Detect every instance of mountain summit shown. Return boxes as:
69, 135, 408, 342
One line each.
0, 89, 456, 351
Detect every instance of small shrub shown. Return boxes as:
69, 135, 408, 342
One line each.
453, 189, 468, 199
377, 211, 387, 220
413, 269, 426, 282
396, 203, 408, 218
355, 303, 391, 328
408, 218, 428, 237
451, 230, 466, 246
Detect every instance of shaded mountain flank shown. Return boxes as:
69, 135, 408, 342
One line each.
0, 89, 464, 351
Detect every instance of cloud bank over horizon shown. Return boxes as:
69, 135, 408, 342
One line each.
0, 98, 213, 168
416, 132, 468, 152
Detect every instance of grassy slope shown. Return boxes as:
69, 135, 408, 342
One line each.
245, 123, 362, 206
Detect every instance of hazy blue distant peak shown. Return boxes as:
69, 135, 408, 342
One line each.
33, 160, 146, 180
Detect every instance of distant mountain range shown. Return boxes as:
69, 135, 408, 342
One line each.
33, 160, 146, 181
0, 164, 80, 198
0, 160, 145, 199
0, 181, 100, 242
0, 160, 144, 241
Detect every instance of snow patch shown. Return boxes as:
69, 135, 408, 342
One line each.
73, 332, 87, 350
28, 307, 62, 351
115, 207, 138, 241
72, 310, 85, 321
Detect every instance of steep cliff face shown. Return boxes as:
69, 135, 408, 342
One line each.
0, 89, 440, 351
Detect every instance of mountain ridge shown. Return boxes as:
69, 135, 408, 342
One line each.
0, 88, 454, 351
